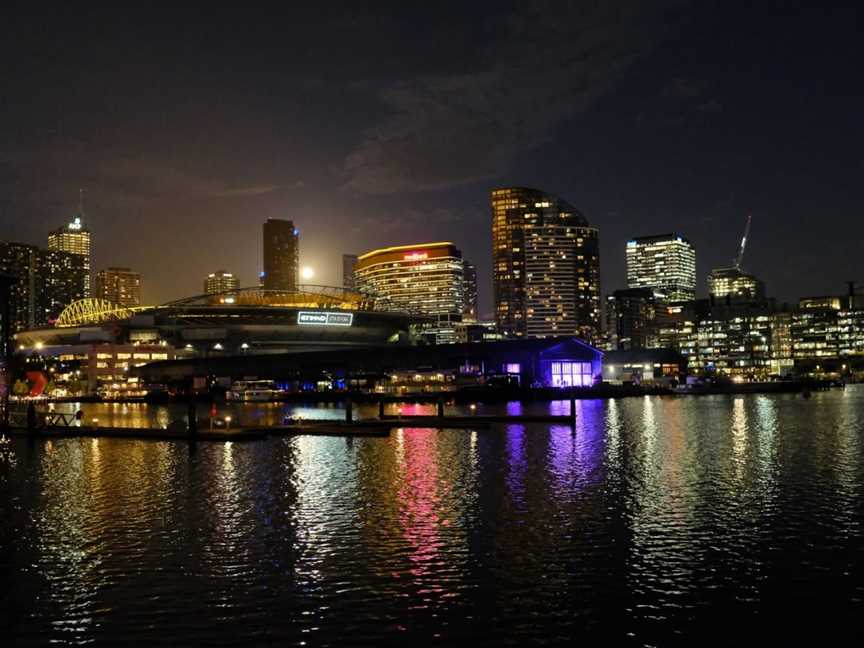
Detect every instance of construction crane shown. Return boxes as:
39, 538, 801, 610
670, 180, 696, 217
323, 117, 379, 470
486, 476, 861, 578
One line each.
733, 213, 752, 270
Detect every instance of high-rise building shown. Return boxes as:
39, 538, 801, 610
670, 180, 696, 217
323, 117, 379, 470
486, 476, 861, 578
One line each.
355, 242, 464, 316
262, 219, 299, 291
48, 191, 91, 297
204, 270, 240, 295
0, 242, 87, 331
708, 267, 765, 301
95, 267, 142, 306
625, 234, 696, 302
342, 254, 359, 291
604, 288, 657, 350
491, 187, 601, 341
462, 260, 477, 321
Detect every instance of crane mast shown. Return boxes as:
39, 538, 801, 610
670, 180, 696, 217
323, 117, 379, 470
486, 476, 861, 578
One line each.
734, 213, 752, 270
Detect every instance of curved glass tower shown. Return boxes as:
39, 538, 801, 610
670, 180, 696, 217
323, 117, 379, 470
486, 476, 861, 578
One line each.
491, 187, 601, 342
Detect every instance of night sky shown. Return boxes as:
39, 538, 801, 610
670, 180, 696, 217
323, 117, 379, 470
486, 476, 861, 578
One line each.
2, 1, 862, 315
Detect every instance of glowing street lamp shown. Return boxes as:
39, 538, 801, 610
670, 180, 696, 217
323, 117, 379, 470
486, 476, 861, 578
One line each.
301, 266, 315, 281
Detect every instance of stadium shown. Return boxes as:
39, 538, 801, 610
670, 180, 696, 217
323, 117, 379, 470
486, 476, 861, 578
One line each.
15, 285, 412, 353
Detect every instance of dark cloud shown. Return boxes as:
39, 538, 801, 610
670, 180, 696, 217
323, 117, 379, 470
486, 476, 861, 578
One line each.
344, 1, 680, 194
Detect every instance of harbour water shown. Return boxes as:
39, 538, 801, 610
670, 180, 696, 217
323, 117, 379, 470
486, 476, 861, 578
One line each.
2, 388, 863, 645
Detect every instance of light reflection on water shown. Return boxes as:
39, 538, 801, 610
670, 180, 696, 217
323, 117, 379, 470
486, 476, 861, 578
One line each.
3, 387, 864, 645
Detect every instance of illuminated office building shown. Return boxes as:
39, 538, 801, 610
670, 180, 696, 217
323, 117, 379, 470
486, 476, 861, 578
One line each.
48, 195, 91, 297
262, 219, 299, 291
491, 187, 601, 342
204, 270, 240, 295
0, 242, 87, 331
95, 267, 141, 307
626, 234, 695, 302
462, 260, 478, 321
708, 267, 765, 301
342, 254, 359, 291
354, 242, 464, 317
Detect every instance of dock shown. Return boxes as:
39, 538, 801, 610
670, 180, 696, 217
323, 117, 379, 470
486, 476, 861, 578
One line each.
4, 398, 580, 442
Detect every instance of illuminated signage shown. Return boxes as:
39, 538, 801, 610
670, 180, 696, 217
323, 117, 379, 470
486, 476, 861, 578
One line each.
297, 311, 354, 327
68, 217, 82, 231
404, 252, 428, 261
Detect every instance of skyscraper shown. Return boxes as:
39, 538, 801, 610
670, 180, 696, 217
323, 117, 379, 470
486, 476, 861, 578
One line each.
95, 267, 142, 306
0, 242, 87, 331
462, 260, 477, 321
342, 254, 359, 291
491, 187, 601, 341
604, 288, 658, 350
262, 219, 299, 291
625, 234, 696, 302
204, 270, 240, 295
48, 190, 91, 297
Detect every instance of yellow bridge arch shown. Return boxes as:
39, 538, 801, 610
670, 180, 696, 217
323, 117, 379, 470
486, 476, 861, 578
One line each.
55, 298, 146, 328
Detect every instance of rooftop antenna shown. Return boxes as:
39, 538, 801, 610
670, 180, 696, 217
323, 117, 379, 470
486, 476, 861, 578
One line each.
733, 212, 752, 270
77, 188, 86, 225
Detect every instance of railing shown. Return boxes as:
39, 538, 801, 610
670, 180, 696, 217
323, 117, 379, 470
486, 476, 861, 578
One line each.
5, 402, 82, 429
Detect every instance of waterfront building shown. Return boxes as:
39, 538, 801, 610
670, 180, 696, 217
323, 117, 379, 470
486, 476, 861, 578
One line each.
708, 267, 765, 301
769, 311, 794, 376
789, 296, 864, 377
0, 242, 87, 331
342, 254, 358, 291
204, 270, 240, 295
354, 242, 464, 316
604, 288, 658, 350
47, 193, 91, 297
95, 267, 141, 307
49, 342, 173, 395
262, 219, 299, 291
132, 337, 603, 391
463, 260, 478, 321
625, 234, 695, 302
602, 348, 685, 385
491, 187, 601, 342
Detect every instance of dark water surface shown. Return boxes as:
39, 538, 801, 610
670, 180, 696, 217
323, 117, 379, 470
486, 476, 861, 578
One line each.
2, 389, 864, 646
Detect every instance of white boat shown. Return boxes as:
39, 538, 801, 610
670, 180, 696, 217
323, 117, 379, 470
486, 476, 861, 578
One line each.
226, 380, 282, 402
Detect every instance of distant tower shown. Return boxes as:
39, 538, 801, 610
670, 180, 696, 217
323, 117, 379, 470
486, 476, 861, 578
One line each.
462, 260, 478, 321
204, 270, 240, 295
48, 189, 91, 297
261, 219, 299, 291
625, 234, 695, 302
342, 254, 359, 290
95, 267, 142, 307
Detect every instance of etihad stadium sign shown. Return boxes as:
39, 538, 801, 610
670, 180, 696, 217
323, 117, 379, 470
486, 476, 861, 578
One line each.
297, 311, 354, 327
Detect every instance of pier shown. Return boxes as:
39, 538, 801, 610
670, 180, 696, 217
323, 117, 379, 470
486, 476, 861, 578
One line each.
5, 397, 580, 442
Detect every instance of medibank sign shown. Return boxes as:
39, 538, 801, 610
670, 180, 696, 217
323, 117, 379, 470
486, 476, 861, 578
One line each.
297, 311, 354, 327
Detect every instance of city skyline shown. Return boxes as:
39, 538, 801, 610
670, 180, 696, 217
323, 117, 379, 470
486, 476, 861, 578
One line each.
4, 186, 859, 317
1, 3, 862, 311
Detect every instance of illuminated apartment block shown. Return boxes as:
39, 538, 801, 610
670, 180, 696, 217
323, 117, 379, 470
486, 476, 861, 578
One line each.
491, 187, 600, 342
95, 267, 141, 306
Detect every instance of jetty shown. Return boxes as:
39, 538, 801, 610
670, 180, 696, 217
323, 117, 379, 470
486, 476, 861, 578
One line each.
4, 397, 581, 442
